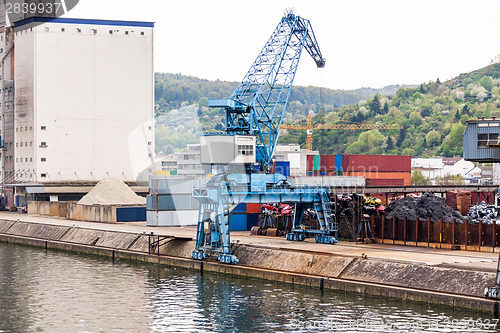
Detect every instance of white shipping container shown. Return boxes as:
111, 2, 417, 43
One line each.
147, 210, 198, 227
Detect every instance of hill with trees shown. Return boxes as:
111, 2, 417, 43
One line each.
154, 73, 409, 154
155, 62, 500, 157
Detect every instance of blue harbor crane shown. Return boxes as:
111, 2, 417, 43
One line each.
191, 10, 336, 264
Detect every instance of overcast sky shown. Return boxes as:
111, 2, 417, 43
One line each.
66, 0, 500, 90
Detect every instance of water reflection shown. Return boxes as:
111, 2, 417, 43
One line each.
0, 242, 498, 333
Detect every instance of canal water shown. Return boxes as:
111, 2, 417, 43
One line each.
0, 242, 499, 333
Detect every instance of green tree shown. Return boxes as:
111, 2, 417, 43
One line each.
386, 135, 394, 151
481, 76, 494, 91
369, 94, 381, 114
411, 170, 428, 185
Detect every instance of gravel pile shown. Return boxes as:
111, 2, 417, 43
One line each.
78, 177, 146, 206
385, 191, 463, 223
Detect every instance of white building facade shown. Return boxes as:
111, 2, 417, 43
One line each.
10, 17, 154, 184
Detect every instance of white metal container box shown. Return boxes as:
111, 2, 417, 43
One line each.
200, 134, 256, 164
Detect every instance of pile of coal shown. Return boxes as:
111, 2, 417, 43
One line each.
467, 203, 498, 224
385, 191, 463, 223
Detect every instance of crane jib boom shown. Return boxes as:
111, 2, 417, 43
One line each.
208, 10, 325, 171
192, 11, 334, 265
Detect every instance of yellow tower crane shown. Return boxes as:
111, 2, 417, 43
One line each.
280, 114, 403, 151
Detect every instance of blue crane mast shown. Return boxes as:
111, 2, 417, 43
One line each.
192, 11, 335, 264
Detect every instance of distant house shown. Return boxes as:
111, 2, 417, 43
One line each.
412, 157, 481, 184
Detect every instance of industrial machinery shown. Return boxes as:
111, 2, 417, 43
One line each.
281, 114, 403, 151
191, 10, 337, 264
463, 118, 500, 299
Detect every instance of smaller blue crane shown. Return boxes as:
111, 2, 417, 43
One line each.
192, 10, 337, 264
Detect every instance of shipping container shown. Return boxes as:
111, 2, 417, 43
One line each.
313, 155, 321, 171
320, 171, 327, 176
246, 203, 261, 214
147, 194, 199, 211
342, 154, 411, 173
247, 213, 259, 229
232, 203, 246, 213
230, 213, 247, 231
116, 207, 146, 222
275, 161, 290, 177
320, 155, 335, 172
306, 155, 314, 172
366, 178, 404, 186
306, 171, 313, 176
335, 155, 342, 172
147, 210, 198, 227
289, 176, 365, 187
345, 171, 411, 185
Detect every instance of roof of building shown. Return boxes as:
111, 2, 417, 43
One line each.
443, 157, 463, 166
14, 17, 155, 28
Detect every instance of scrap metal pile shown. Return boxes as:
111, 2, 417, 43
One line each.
250, 203, 294, 236
385, 191, 463, 223
467, 202, 499, 224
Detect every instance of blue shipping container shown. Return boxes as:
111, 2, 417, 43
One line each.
275, 161, 290, 177
116, 207, 146, 222
335, 155, 343, 172
320, 171, 327, 176
231, 213, 247, 231
247, 213, 259, 229
232, 203, 246, 213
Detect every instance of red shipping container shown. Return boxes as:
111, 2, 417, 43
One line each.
320, 155, 336, 172
366, 178, 404, 186
306, 155, 314, 172
246, 203, 262, 214
346, 171, 411, 185
471, 191, 495, 205
342, 154, 411, 173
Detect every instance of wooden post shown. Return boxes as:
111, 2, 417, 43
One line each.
427, 217, 431, 247
415, 217, 419, 246
494, 220, 497, 251
439, 218, 443, 248
479, 219, 483, 251
452, 218, 456, 245
392, 216, 396, 245
381, 216, 385, 242
465, 218, 469, 250
403, 217, 407, 246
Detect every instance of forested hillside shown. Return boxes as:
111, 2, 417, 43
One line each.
281, 63, 500, 157
155, 63, 500, 157
154, 73, 409, 154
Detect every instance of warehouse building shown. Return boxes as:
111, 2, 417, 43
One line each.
0, 15, 155, 206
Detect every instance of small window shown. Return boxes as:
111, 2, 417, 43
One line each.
41, 158, 46, 162
15, 143, 18, 147
45, 27, 49, 32
125, 31, 129, 35
25, 158, 27, 162
61, 28, 65, 32
148, 141, 152, 146
41, 173, 47, 178
141, 32, 145, 36
30, 142, 32, 146
77, 28, 81, 33
148, 153, 152, 158
148, 126, 152, 130
41, 126, 46, 130
25, 126, 27, 131
20, 142, 22, 147
20, 127, 22, 132
109, 30, 113, 35
30, 158, 32, 162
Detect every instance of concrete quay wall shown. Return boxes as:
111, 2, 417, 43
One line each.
0, 218, 498, 314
